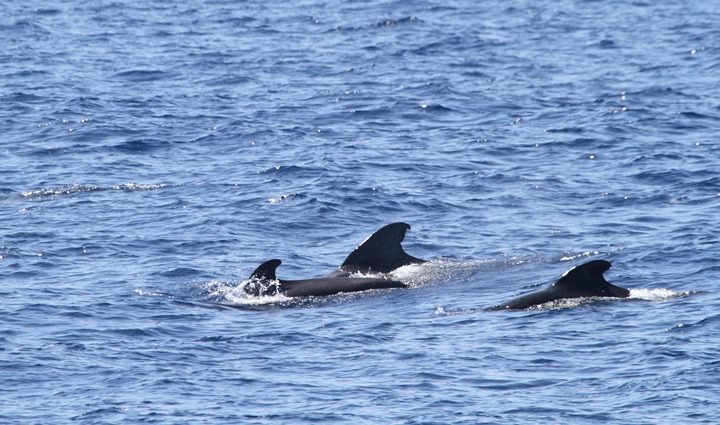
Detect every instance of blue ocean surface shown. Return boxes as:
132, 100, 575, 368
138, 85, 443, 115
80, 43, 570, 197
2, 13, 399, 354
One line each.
2, 0, 720, 423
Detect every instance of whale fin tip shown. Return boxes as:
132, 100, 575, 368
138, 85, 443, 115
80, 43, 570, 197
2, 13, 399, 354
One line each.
250, 259, 281, 281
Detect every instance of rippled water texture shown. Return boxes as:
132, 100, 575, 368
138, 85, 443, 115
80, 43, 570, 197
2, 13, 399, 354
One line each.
2, 0, 720, 423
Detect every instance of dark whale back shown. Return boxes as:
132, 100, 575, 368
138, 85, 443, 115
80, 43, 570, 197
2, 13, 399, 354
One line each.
245, 258, 406, 298
493, 260, 630, 310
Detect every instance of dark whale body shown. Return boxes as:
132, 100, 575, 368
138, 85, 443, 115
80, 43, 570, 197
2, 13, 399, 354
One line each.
489, 260, 630, 310
243, 259, 408, 297
244, 223, 425, 298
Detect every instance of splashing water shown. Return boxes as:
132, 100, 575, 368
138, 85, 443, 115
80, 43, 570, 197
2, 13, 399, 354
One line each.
390, 257, 537, 287
628, 288, 691, 301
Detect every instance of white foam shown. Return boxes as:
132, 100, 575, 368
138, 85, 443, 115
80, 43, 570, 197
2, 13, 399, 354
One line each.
268, 193, 296, 203
21, 183, 171, 198
135, 289, 165, 297
558, 251, 600, 262
206, 279, 292, 305
389, 257, 534, 287
21, 184, 101, 197
525, 298, 597, 311
112, 183, 169, 191
628, 288, 683, 301
222, 288, 291, 305
434, 306, 484, 316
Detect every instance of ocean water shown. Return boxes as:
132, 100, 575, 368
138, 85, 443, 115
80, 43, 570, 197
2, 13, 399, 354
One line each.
2, 0, 720, 423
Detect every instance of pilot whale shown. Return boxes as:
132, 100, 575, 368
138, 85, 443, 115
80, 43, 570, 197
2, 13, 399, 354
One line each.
243, 222, 425, 297
489, 260, 630, 310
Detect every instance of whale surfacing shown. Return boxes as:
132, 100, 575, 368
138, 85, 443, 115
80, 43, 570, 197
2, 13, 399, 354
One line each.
243, 222, 424, 298
490, 260, 630, 310
244, 259, 407, 297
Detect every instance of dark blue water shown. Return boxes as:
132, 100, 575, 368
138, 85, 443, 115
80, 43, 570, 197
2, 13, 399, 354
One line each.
2, 0, 720, 423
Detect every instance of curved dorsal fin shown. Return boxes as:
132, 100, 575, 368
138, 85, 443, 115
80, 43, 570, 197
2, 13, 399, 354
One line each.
340, 222, 425, 273
559, 260, 611, 279
250, 259, 281, 280
555, 260, 629, 298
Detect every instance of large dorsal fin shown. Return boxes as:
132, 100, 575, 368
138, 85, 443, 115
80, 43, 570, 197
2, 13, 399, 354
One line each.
250, 259, 282, 281
340, 222, 425, 274
554, 260, 629, 298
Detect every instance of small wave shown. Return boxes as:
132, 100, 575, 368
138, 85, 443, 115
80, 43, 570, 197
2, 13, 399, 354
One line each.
257, 165, 323, 176
21, 183, 170, 199
544, 127, 585, 133
111, 69, 174, 82
112, 183, 169, 191
21, 184, 105, 198
71, 407, 127, 420
434, 306, 484, 316
419, 104, 455, 113
367, 16, 417, 29
161, 268, 201, 278
135, 289, 166, 297
597, 39, 617, 49
668, 195, 689, 203
33, 8, 61, 15
4, 91, 43, 102
205, 75, 253, 86
558, 251, 600, 262
111, 139, 173, 154
268, 192, 296, 203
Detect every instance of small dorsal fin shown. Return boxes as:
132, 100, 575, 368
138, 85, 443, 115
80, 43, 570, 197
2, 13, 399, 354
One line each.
556, 260, 629, 298
340, 222, 425, 273
250, 259, 281, 280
